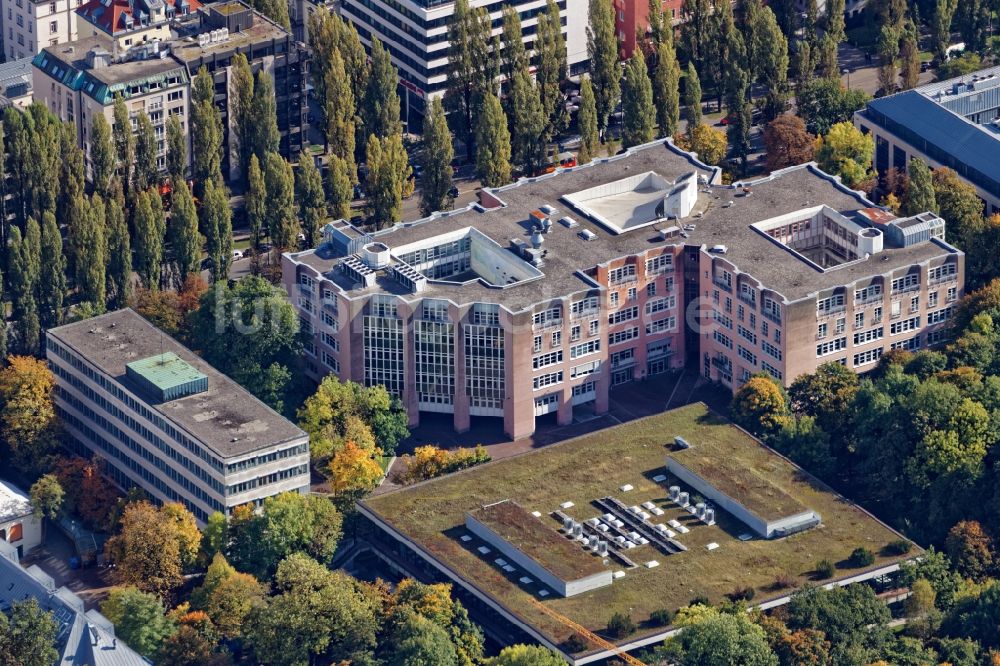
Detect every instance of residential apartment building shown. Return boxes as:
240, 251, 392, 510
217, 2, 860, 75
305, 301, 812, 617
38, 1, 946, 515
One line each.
0, 479, 40, 557
47, 309, 311, 524
614, 0, 682, 59
1, 0, 79, 61
33, 39, 190, 178
338, 0, 588, 127
32, 0, 308, 182
855, 65, 1000, 215
0, 55, 33, 107
284, 140, 963, 440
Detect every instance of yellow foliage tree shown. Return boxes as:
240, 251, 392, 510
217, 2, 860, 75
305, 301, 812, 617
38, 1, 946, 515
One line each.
686, 124, 728, 166
0, 355, 56, 450
161, 502, 201, 568
327, 441, 384, 496
104, 501, 184, 597
731, 374, 791, 436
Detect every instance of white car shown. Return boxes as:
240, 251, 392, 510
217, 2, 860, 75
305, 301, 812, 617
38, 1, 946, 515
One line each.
232, 250, 243, 260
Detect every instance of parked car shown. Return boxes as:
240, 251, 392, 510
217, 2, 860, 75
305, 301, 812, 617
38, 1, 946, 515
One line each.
448, 185, 460, 198
232, 250, 244, 261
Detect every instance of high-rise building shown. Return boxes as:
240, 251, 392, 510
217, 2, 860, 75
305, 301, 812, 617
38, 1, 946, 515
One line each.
47, 309, 311, 524
284, 139, 963, 440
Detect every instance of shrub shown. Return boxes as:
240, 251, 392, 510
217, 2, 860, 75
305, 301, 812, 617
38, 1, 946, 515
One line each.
563, 633, 589, 653
688, 595, 711, 607
403, 444, 492, 483
771, 573, 796, 590
849, 547, 876, 567
607, 612, 636, 639
885, 539, 913, 556
727, 586, 756, 602
815, 559, 835, 579
649, 608, 673, 626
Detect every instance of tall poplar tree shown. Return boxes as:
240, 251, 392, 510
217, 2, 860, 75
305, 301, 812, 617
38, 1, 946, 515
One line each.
105, 198, 131, 309
500, 6, 528, 83
191, 66, 223, 189
536, 0, 568, 140
8, 224, 40, 355
419, 98, 454, 217
246, 155, 266, 250
251, 71, 280, 165
476, 92, 512, 187
168, 180, 200, 279
133, 190, 164, 289
264, 153, 298, 249
365, 134, 410, 230
754, 6, 790, 121
327, 155, 354, 220
230, 54, 255, 180
201, 179, 233, 283
587, 0, 620, 134
38, 212, 66, 329
622, 53, 655, 148
90, 114, 114, 198
509, 67, 547, 175
685, 63, 703, 130
362, 38, 401, 139
324, 49, 356, 180
58, 124, 84, 240
134, 110, 158, 192
654, 39, 681, 138
166, 114, 186, 181
906, 158, 937, 216
295, 152, 326, 248
578, 78, 599, 164
112, 96, 134, 197
445, 0, 495, 160
75, 195, 107, 310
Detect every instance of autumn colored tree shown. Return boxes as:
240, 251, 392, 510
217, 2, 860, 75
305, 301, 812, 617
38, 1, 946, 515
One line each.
328, 441, 384, 497
104, 501, 187, 596
814, 122, 875, 191
732, 374, 791, 436
764, 116, 815, 171
191, 553, 266, 639
0, 356, 57, 468
685, 123, 727, 166
946, 520, 995, 581
29, 474, 63, 520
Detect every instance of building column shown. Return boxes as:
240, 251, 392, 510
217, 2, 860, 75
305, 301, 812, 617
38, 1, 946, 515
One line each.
453, 313, 470, 433
557, 390, 574, 426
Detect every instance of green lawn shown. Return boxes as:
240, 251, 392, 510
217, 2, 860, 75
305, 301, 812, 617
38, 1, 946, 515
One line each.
364, 403, 916, 649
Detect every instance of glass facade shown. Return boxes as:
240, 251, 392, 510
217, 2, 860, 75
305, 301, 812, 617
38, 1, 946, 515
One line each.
465, 323, 505, 416
364, 296, 405, 396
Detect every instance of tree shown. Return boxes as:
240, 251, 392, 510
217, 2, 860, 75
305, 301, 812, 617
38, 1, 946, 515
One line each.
754, 6, 790, 121
587, 0, 620, 134
250, 71, 280, 166
296, 152, 325, 248
390, 613, 458, 666
133, 189, 165, 289
785, 585, 891, 663
73, 194, 107, 309
941, 581, 1000, 649
29, 474, 63, 521
191, 553, 266, 639
156, 625, 231, 666
945, 520, 995, 581
675, 612, 779, 666
190, 276, 301, 411
933, 167, 984, 249
246, 154, 266, 250
264, 153, 299, 250
134, 110, 158, 192
0, 598, 59, 666
535, 0, 568, 140
687, 123, 727, 166
578, 78, 599, 164
732, 374, 790, 435
161, 502, 201, 569
685, 62, 703, 130
90, 114, 115, 197
166, 114, 187, 181
363, 37, 402, 139
956, 0, 990, 53
100, 587, 176, 659
726, 69, 753, 172
246, 553, 378, 665
476, 93, 512, 187
905, 158, 937, 216
105, 199, 131, 310
933, 0, 958, 60
201, 178, 233, 283
654, 40, 681, 138
8, 223, 41, 356
776, 628, 832, 666
490, 644, 565, 665
365, 133, 411, 230
509, 67, 547, 174
500, 6, 528, 83
327, 441, 384, 497
877, 24, 902, 95
0, 356, 56, 462
247, 0, 289, 29
191, 66, 223, 188
444, 0, 493, 160
900, 33, 920, 91
168, 179, 201, 279
327, 155, 354, 220
622, 53, 655, 148
112, 96, 135, 195
104, 501, 185, 596
796, 78, 872, 135
814, 122, 875, 191
764, 116, 815, 171
231, 54, 255, 180
323, 48, 356, 174
420, 98, 454, 217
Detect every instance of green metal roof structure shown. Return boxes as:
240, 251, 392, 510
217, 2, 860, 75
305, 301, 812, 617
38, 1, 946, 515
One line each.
125, 352, 208, 402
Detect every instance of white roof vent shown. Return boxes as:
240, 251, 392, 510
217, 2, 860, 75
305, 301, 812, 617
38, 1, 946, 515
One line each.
578, 229, 597, 241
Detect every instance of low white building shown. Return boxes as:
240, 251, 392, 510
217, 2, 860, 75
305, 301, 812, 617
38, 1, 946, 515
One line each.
0, 479, 41, 557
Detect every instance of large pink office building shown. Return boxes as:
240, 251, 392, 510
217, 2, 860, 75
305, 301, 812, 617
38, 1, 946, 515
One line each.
283, 141, 963, 439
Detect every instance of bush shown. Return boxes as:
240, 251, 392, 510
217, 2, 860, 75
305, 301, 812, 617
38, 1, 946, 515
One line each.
563, 633, 589, 653
648, 608, 673, 626
885, 539, 913, 556
607, 612, 636, 639
771, 573, 796, 590
815, 559, 835, 579
850, 547, 876, 567
403, 444, 491, 483
727, 586, 756, 602
688, 595, 711, 607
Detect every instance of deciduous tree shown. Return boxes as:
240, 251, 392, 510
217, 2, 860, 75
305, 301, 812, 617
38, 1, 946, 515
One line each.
905, 158, 937, 216
264, 153, 299, 250
476, 93, 512, 187
90, 114, 114, 197
577, 78, 599, 163
587, 0, 620, 134
764, 115, 815, 171
814, 121, 875, 191
191, 66, 223, 188
295, 151, 325, 248
104, 502, 185, 596
327, 154, 354, 220
654, 39, 681, 138
363, 38, 402, 139
100, 587, 176, 658
444, 0, 494, 160
732, 374, 790, 436
29, 474, 63, 520
0, 598, 59, 666
684, 62, 703, 130
365, 133, 411, 230
622, 53, 655, 148
509, 67, 547, 174
535, 0, 568, 140
133, 189, 164, 289
166, 114, 187, 181
191, 553, 266, 639
419, 97, 454, 217
105, 198, 131, 310
201, 178, 233, 283
134, 110, 158, 192
168, 179, 201, 279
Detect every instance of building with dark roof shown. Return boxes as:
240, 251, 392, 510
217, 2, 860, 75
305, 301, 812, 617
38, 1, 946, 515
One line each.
46, 309, 311, 523
0, 540, 149, 665
855, 65, 1000, 214
283, 139, 963, 440
0, 57, 35, 109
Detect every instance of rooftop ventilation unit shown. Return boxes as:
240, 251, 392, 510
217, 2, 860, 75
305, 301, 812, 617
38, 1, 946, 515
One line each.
709, 244, 728, 254
530, 229, 545, 249
857, 227, 883, 256
361, 242, 391, 270
560, 216, 579, 228
674, 435, 691, 448
578, 229, 597, 241
540, 204, 557, 215
660, 226, 681, 241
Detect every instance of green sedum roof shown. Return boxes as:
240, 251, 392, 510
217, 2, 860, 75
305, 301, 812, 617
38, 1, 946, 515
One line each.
125, 352, 208, 402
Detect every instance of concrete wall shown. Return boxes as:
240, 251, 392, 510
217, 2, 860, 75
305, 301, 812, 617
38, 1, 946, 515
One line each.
0, 514, 41, 555
464, 513, 613, 597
